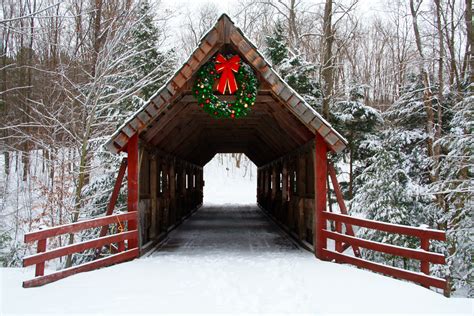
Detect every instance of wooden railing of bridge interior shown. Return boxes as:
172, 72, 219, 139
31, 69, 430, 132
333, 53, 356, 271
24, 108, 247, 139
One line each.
22, 212, 139, 288
324, 164, 448, 293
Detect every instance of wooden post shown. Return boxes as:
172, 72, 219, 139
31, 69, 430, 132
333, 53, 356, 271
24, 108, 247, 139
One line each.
169, 159, 176, 225
297, 154, 306, 240
150, 155, 157, 239
127, 133, 139, 250
314, 133, 328, 259
335, 221, 343, 253
271, 165, 277, 200
162, 160, 169, 230
35, 238, 46, 277
281, 161, 288, 224
420, 238, 430, 276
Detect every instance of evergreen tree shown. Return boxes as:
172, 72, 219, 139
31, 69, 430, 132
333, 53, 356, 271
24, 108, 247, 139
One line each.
265, 21, 322, 111
432, 95, 473, 295
352, 75, 435, 271
265, 20, 287, 67
331, 84, 383, 199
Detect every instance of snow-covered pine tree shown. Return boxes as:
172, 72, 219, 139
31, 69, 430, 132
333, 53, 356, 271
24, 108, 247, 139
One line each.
265, 21, 322, 111
431, 95, 473, 296
265, 20, 287, 67
352, 74, 436, 271
331, 84, 383, 199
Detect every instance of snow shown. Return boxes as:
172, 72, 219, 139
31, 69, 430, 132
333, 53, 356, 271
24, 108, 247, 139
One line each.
1, 204, 472, 315
1, 155, 472, 315
203, 154, 257, 205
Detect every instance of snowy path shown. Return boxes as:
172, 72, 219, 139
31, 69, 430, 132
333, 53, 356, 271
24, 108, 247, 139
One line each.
1, 205, 472, 315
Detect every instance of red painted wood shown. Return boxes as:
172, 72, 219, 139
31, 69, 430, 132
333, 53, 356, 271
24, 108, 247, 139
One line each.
322, 249, 447, 289
95, 158, 128, 258
24, 212, 137, 243
335, 222, 343, 253
328, 164, 361, 257
127, 133, 139, 250
23, 248, 139, 288
322, 211, 446, 241
35, 239, 46, 277
314, 133, 327, 259
323, 230, 445, 264
420, 238, 430, 275
99, 158, 128, 237
24, 230, 138, 267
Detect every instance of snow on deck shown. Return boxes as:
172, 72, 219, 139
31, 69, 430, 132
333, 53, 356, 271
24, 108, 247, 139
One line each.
1, 205, 471, 315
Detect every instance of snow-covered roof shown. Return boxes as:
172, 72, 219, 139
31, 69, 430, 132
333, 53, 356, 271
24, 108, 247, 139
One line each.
104, 14, 347, 156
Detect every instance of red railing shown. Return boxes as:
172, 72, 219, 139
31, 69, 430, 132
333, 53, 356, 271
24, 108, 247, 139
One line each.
322, 211, 447, 290
22, 212, 139, 288
326, 163, 447, 292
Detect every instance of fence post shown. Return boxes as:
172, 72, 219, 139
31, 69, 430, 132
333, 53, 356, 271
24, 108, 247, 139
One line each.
420, 237, 430, 276
35, 238, 46, 277
335, 221, 343, 253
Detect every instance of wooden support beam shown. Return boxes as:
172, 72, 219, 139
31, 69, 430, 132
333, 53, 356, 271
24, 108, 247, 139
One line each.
127, 133, 139, 250
150, 155, 158, 239
169, 159, 176, 225
314, 133, 327, 259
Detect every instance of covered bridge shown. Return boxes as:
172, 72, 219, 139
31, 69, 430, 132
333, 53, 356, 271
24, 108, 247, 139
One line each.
22, 14, 449, 295
104, 13, 345, 254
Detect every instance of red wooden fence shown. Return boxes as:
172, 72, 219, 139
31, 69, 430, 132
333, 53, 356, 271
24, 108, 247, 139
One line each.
22, 156, 137, 288
22, 212, 139, 287
325, 163, 448, 292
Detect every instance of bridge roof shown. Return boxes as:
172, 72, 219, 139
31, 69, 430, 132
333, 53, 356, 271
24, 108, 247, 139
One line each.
104, 14, 346, 166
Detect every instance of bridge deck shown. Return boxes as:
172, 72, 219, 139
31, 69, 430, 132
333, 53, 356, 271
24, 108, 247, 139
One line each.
152, 205, 299, 257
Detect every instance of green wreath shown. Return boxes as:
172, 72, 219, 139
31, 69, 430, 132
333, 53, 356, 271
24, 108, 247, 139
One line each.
192, 55, 259, 119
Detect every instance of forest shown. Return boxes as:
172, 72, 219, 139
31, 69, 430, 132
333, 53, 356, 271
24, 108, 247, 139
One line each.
0, 0, 472, 297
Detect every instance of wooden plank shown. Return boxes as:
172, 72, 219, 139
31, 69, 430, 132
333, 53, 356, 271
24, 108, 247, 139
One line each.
24, 212, 137, 243
322, 249, 447, 290
328, 163, 361, 257
23, 248, 139, 288
323, 230, 445, 264
314, 133, 327, 259
322, 212, 446, 241
96, 158, 128, 256
24, 230, 138, 267
127, 133, 139, 249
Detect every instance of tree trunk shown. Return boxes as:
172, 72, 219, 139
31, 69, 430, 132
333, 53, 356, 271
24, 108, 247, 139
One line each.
466, 0, 474, 92
409, 0, 436, 177
321, 0, 334, 119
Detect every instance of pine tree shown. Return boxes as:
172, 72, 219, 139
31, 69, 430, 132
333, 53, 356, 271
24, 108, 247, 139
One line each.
331, 84, 383, 199
432, 95, 473, 295
265, 21, 322, 111
265, 20, 287, 67
352, 75, 436, 271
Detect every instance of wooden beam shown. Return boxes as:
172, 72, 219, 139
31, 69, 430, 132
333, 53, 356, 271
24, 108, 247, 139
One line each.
127, 133, 139, 250
314, 133, 327, 259
150, 155, 158, 239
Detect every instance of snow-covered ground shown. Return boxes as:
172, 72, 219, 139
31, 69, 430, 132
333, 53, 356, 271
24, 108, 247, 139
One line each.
1, 155, 472, 315
203, 154, 257, 205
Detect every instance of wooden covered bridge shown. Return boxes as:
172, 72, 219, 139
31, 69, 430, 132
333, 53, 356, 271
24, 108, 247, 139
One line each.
22, 14, 449, 295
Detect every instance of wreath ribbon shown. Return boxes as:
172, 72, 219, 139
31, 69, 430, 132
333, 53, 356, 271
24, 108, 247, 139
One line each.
215, 54, 241, 94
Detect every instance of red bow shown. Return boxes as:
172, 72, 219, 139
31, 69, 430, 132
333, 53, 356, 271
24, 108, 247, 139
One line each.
215, 54, 241, 94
